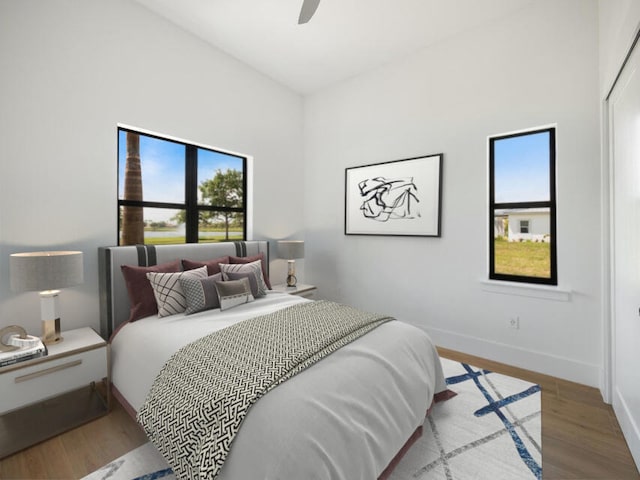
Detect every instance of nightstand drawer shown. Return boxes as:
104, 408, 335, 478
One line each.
0, 347, 107, 414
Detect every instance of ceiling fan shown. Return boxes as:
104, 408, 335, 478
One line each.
298, 0, 321, 24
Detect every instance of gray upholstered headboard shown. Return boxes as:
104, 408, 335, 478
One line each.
98, 241, 269, 340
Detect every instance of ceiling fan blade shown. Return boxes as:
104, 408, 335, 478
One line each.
298, 0, 321, 24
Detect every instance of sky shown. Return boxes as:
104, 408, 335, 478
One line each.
494, 131, 551, 204
118, 129, 548, 223
118, 130, 243, 222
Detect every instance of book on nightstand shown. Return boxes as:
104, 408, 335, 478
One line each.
0, 339, 47, 368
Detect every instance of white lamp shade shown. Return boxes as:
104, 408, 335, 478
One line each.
277, 240, 304, 260
10, 251, 84, 292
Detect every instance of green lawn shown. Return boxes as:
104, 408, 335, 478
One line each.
494, 238, 550, 278
143, 234, 243, 245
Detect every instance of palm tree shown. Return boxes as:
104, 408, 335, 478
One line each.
121, 132, 144, 245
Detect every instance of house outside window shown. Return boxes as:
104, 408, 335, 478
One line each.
489, 127, 557, 285
117, 127, 247, 245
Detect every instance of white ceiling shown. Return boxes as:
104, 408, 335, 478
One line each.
134, 0, 535, 95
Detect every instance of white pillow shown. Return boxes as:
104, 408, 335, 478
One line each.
215, 277, 255, 311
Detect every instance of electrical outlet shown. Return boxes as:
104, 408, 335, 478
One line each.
509, 316, 520, 329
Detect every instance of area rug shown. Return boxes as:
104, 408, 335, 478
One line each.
84, 358, 541, 480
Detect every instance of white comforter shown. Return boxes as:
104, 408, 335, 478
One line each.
110, 292, 446, 480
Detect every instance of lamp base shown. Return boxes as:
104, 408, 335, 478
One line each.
286, 259, 297, 287
41, 318, 62, 345
40, 291, 63, 345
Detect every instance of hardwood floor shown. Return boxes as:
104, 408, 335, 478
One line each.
0, 397, 147, 480
0, 349, 638, 479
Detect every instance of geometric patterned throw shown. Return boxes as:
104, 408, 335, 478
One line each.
84, 358, 541, 480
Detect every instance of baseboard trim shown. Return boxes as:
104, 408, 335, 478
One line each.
425, 326, 601, 389
613, 387, 640, 472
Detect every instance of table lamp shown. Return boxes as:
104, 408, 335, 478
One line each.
10, 251, 83, 345
277, 240, 304, 287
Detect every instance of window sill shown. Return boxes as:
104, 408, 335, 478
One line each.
480, 279, 571, 302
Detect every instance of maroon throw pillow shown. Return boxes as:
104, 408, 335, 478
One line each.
121, 260, 181, 322
181, 255, 230, 276
229, 253, 271, 289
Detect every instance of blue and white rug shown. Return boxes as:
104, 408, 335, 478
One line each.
389, 359, 542, 480
84, 358, 541, 480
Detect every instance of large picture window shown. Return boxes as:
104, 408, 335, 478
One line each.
117, 127, 247, 245
489, 127, 557, 285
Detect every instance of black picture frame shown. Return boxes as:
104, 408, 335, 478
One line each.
345, 154, 443, 237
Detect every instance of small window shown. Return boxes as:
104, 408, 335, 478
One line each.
117, 127, 247, 245
489, 127, 557, 285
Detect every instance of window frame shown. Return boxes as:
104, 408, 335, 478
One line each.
488, 126, 557, 285
117, 126, 247, 245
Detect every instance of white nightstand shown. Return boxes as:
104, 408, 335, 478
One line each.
272, 283, 317, 299
0, 327, 109, 458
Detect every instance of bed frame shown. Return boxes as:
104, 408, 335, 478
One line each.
98, 241, 269, 340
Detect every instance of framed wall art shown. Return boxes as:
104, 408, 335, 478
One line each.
345, 154, 443, 237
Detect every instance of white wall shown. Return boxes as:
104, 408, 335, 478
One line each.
304, 0, 602, 386
0, 0, 304, 335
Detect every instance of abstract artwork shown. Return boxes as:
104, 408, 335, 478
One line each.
345, 154, 443, 236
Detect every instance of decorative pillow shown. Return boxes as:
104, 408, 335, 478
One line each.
182, 256, 230, 276
215, 278, 254, 311
229, 253, 272, 289
146, 266, 208, 317
224, 271, 262, 298
179, 273, 223, 315
121, 260, 182, 322
220, 260, 267, 297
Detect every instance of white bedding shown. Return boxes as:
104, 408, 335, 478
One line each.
110, 292, 446, 479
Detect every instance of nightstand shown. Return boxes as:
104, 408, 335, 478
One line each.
272, 283, 317, 299
0, 327, 109, 459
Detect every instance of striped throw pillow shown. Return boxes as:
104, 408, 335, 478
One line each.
219, 260, 267, 297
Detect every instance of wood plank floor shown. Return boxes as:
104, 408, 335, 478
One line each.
0, 348, 638, 479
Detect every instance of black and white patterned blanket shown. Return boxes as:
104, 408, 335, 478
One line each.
137, 300, 393, 479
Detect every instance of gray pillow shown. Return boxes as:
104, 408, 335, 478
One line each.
215, 277, 254, 311
180, 273, 223, 315
223, 271, 265, 298
219, 260, 267, 297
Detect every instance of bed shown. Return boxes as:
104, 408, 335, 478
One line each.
99, 241, 446, 480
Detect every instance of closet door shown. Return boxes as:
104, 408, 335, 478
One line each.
609, 38, 640, 468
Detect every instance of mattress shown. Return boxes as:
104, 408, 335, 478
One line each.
110, 291, 446, 479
